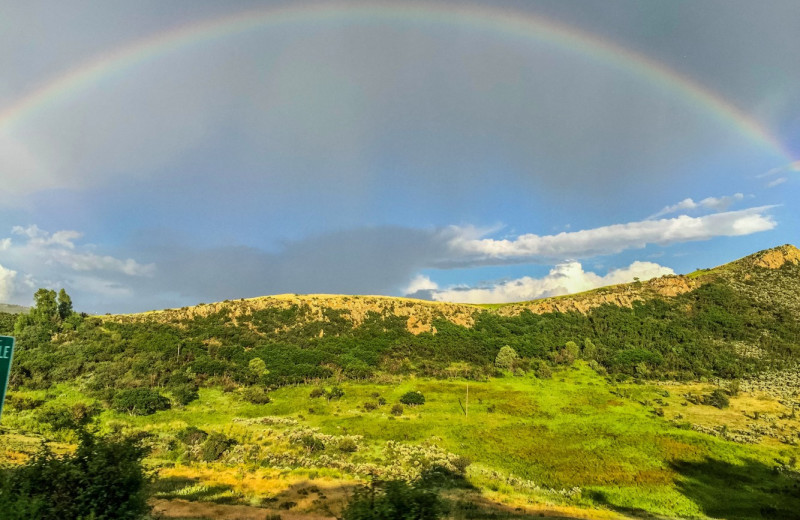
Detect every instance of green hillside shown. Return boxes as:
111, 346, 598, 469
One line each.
2, 245, 799, 519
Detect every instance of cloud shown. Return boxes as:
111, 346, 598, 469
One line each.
403, 274, 438, 295
445, 206, 776, 265
0, 264, 17, 302
648, 193, 744, 219
766, 177, 788, 188
758, 160, 800, 178
424, 260, 674, 304
7, 225, 153, 277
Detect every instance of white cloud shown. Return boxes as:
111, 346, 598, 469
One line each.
0, 238, 10, 251
402, 274, 438, 295
648, 193, 744, 219
427, 260, 674, 304
446, 206, 776, 264
766, 177, 788, 188
758, 160, 800, 178
0, 264, 17, 302
6, 225, 153, 277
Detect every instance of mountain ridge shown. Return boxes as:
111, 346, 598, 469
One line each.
105, 244, 800, 336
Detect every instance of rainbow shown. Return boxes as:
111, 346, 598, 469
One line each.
0, 2, 792, 160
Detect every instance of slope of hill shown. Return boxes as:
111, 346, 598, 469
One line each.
0, 303, 29, 314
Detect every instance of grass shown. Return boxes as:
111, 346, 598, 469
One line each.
3, 363, 799, 519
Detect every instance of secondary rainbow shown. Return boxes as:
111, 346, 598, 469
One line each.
0, 2, 792, 160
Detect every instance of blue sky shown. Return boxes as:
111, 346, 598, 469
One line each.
0, 0, 798, 313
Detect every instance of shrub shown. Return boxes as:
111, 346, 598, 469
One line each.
494, 345, 519, 370
341, 480, 444, 520
399, 391, 425, 406
535, 361, 553, 379
37, 402, 100, 431
325, 386, 345, 401
705, 389, 730, 409
171, 384, 199, 406
242, 386, 272, 404
176, 426, 208, 445
201, 433, 234, 461
363, 402, 378, 411
300, 435, 324, 454
112, 388, 171, 416
391, 404, 404, 416
309, 388, 325, 398
0, 430, 149, 520
338, 438, 359, 453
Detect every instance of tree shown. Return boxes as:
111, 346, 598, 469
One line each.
32, 289, 58, 324
494, 346, 519, 370
248, 357, 268, 377
57, 289, 73, 320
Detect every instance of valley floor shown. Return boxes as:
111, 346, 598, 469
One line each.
2, 363, 799, 519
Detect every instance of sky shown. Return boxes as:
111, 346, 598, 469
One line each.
0, 0, 798, 314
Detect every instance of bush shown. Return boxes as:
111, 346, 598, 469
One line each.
201, 433, 234, 462
399, 391, 425, 406
0, 429, 150, 520
242, 386, 272, 404
705, 389, 730, 409
337, 438, 358, 453
176, 426, 208, 445
309, 388, 325, 398
363, 402, 378, 411
171, 384, 199, 406
325, 386, 345, 401
37, 402, 100, 431
535, 361, 553, 379
391, 404, 404, 416
341, 479, 444, 520
112, 388, 171, 416
494, 346, 519, 370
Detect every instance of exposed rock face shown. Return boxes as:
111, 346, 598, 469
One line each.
745, 245, 800, 269
108, 294, 479, 335
104, 244, 798, 331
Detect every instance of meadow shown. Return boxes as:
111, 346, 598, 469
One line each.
3, 362, 799, 519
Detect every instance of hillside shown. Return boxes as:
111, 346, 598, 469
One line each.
2, 244, 800, 519
0, 303, 29, 314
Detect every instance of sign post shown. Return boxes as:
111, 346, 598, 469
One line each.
0, 336, 14, 422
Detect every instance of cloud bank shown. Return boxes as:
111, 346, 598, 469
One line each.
412, 260, 674, 304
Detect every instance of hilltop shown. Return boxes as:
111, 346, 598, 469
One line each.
107, 243, 800, 335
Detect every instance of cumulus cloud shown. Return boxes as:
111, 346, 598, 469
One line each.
0, 225, 155, 307
648, 193, 744, 219
425, 260, 674, 304
0, 264, 17, 302
7, 225, 154, 277
403, 274, 439, 296
445, 206, 776, 265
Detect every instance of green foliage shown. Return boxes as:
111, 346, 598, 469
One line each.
341, 479, 445, 520
248, 357, 268, 377
391, 404, 404, 416
175, 426, 208, 445
201, 433, 234, 462
171, 384, 200, 406
494, 345, 519, 370
399, 391, 425, 406
0, 429, 150, 520
325, 386, 345, 401
112, 388, 171, 416
37, 402, 100, 431
57, 289, 73, 321
705, 389, 731, 409
241, 386, 271, 404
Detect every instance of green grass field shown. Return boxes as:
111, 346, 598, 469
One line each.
4, 362, 798, 519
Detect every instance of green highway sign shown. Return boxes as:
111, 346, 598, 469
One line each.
0, 336, 14, 422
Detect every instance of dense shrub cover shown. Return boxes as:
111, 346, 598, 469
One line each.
112, 388, 171, 415
7, 263, 800, 395
0, 430, 150, 520
400, 391, 426, 406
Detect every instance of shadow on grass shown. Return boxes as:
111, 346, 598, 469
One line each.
670, 457, 800, 520
589, 457, 800, 520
